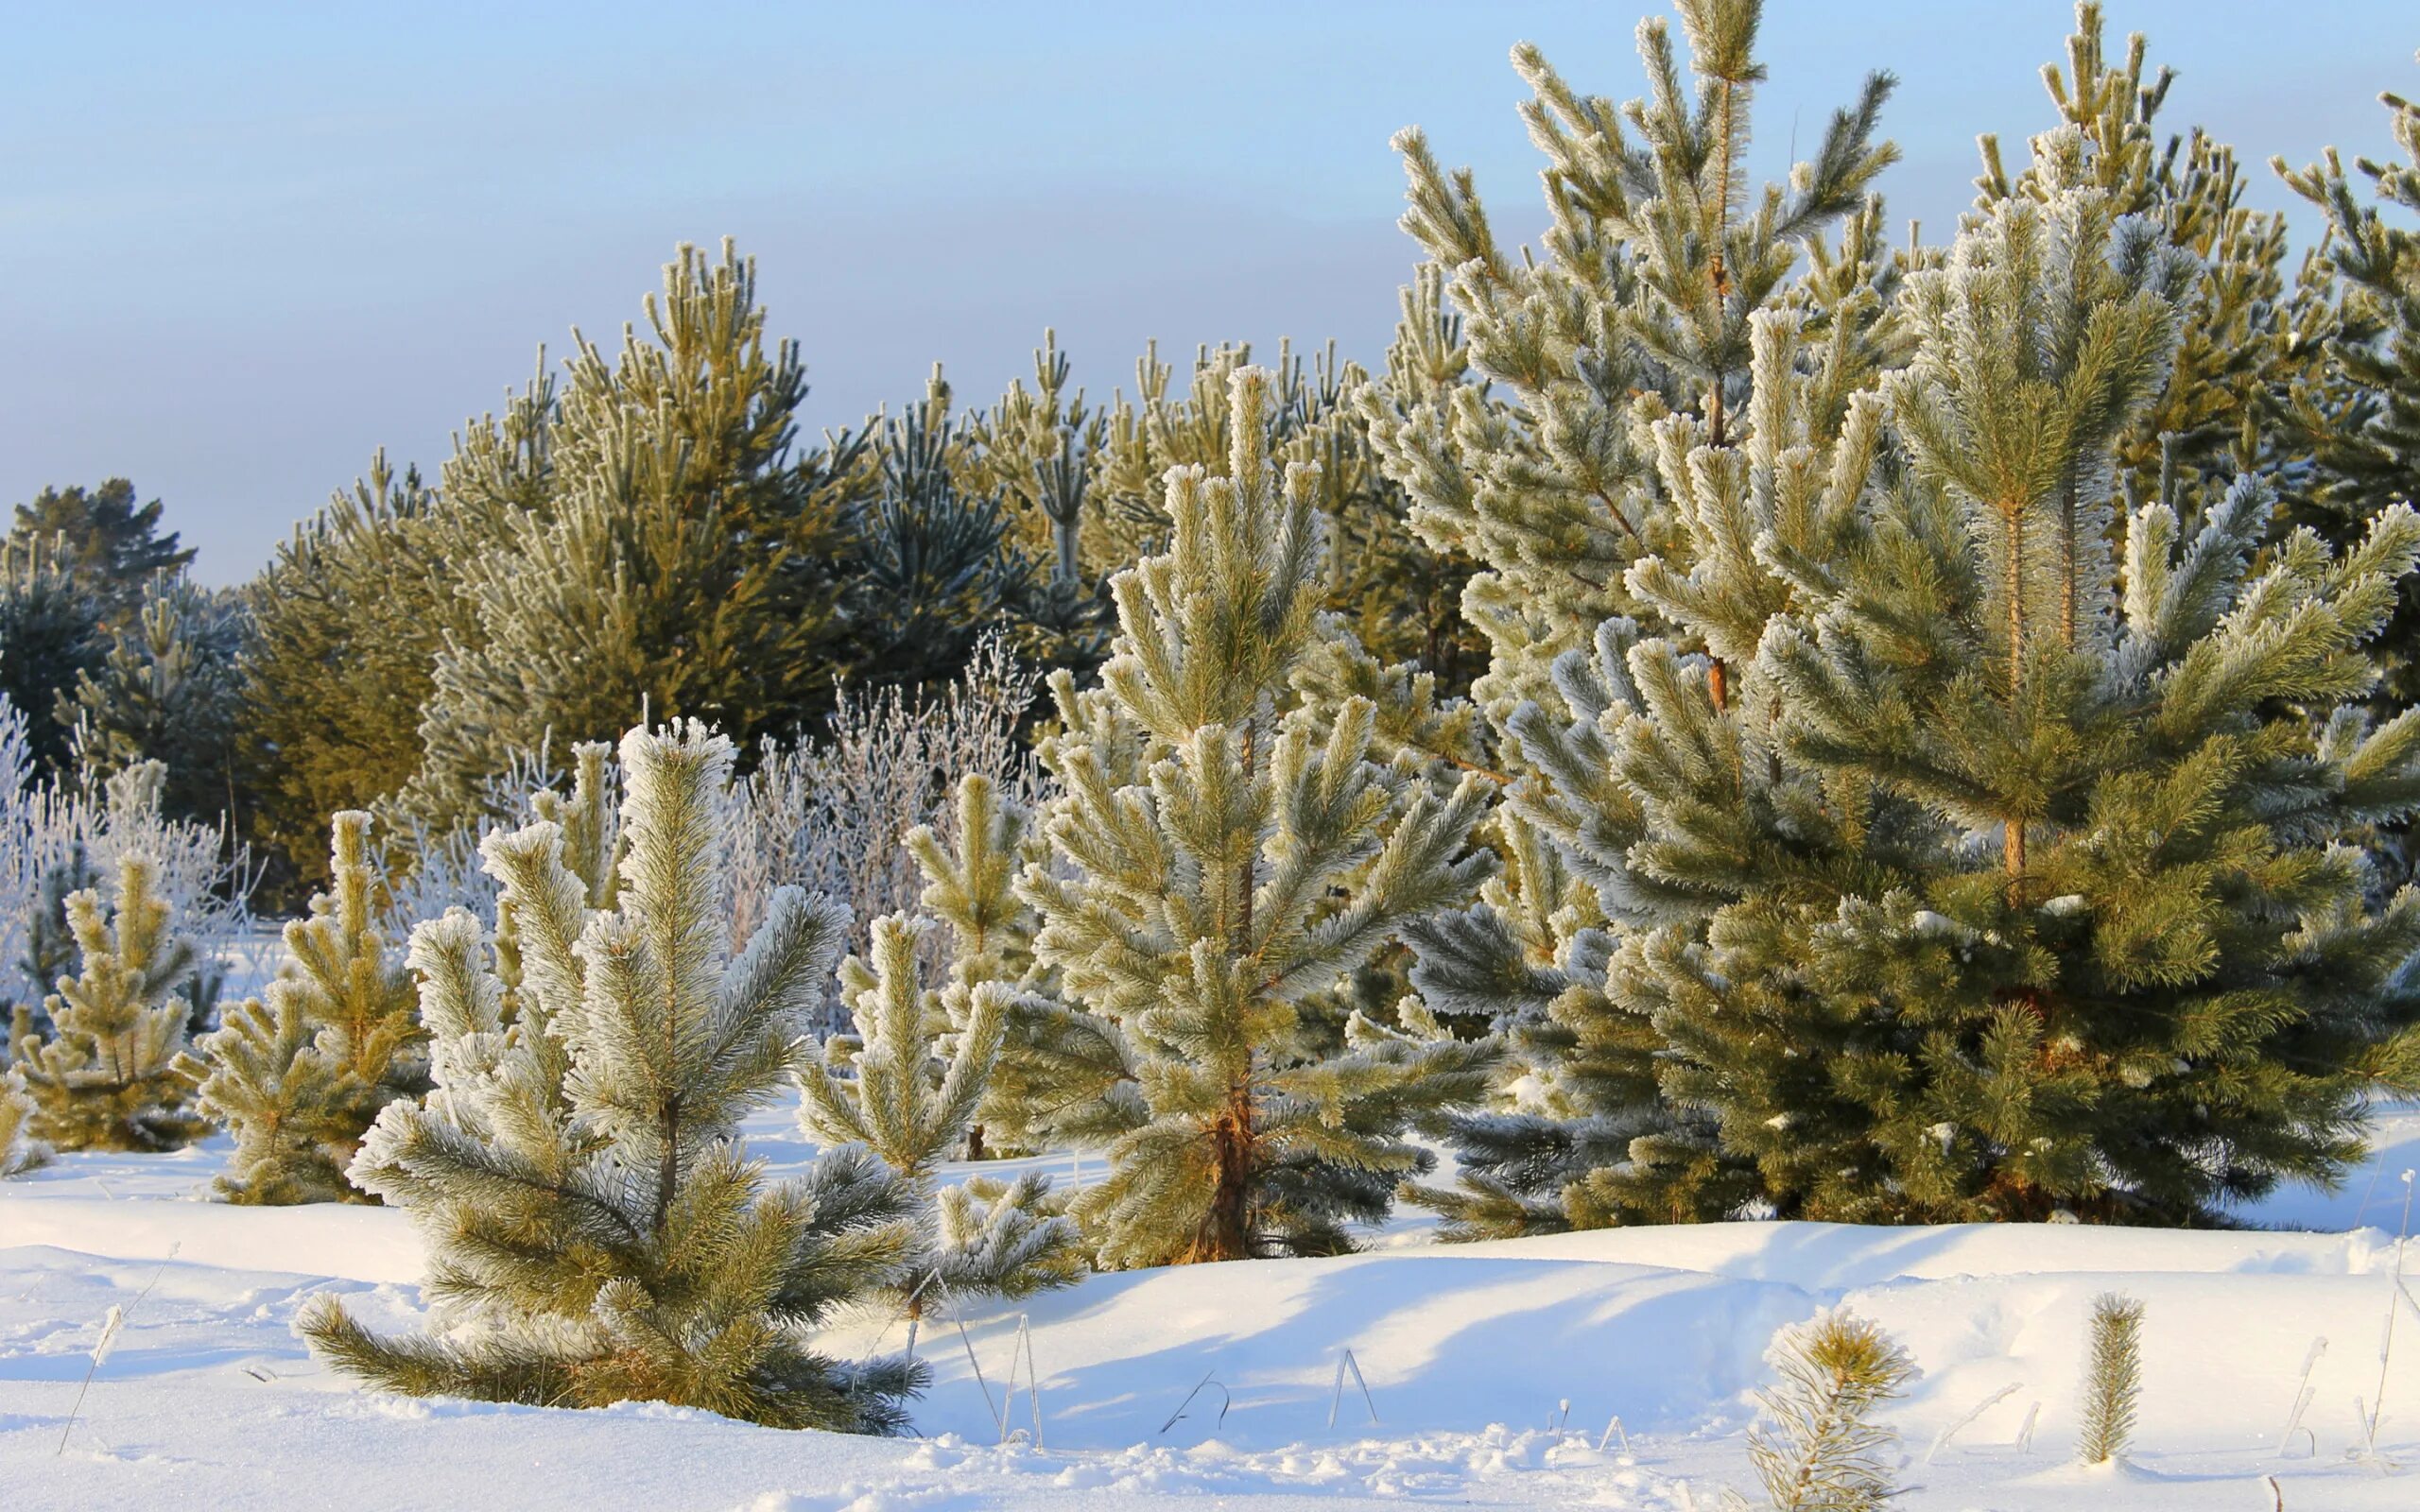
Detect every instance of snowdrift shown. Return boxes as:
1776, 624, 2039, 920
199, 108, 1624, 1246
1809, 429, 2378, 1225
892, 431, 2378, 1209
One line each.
5, 1114, 2420, 1509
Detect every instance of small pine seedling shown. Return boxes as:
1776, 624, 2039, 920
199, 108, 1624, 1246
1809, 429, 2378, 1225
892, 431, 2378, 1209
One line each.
2077, 1292, 2145, 1466
1749, 1309, 1918, 1511
0, 1066, 49, 1177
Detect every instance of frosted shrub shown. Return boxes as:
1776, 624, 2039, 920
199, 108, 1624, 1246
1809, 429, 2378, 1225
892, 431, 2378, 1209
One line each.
730, 631, 1046, 962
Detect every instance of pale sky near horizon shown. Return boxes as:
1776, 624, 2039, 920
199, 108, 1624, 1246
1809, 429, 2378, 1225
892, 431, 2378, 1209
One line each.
5, 1, 2414, 584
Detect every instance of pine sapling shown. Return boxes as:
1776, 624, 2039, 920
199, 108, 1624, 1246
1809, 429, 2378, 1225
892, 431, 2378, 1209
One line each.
11, 856, 208, 1151
180, 811, 428, 1203
797, 911, 1083, 1343
1747, 1309, 1918, 1512
301, 723, 928, 1433
2077, 1292, 2145, 1466
1022, 364, 1495, 1266
0, 1065, 48, 1176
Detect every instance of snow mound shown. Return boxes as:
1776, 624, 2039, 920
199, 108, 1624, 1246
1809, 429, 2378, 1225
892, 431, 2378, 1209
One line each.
7, 1123, 2420, 1508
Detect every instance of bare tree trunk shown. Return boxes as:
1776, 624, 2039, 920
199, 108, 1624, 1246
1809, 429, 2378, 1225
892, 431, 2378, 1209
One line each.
2004, 503, 2028, 889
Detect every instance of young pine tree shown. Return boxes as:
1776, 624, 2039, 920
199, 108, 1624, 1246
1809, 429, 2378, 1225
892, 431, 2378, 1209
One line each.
2076, 1292, 2145, 1466
2275, 51, 2420, 643
11, 855, 209, 1151
2274, 54, 2420, 886
180, 812, 427, 1204
1367, 0, 1897, 735
1706, 182, 2420, 1223
1020, 365, 1496, 1266
1362, 0, 1912, 1236
796, 913, 1082, 1340
1747, 1310, 1917, 1512
301, 723, 925, 1433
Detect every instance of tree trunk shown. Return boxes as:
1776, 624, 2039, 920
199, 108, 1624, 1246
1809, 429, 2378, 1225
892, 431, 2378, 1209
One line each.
1195, 1099, 1254, 1263
1709, 656, 1729, 713
653, 1098, 682, 1237
2005, 507, 2026, 692
965, 1124, 985, 1162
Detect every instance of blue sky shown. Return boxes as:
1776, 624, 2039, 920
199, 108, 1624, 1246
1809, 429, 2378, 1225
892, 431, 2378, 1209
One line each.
5, 1, 2413, 581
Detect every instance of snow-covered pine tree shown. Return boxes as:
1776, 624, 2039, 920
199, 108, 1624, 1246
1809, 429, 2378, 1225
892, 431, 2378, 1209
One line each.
301, 722, 925, 1432
2274, 51, 2420, 896
796, 912, 1081, 1336
179, 812, 427, 1204
0, 1067, 47, 1177
11, 854, 208, 1151
2278, 51, 2420, 517
1405, 301, 1907, 1233
1354, 0, 1910, 1237
1019, 364, 1495, 1266
2275, 54, 2420, 531
1978, 5, 2296, 495
1668, 180, 2420, 1223
1366, 0, 1897, 734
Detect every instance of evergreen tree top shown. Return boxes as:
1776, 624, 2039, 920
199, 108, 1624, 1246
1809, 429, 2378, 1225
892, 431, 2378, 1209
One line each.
8, 478, 192, 619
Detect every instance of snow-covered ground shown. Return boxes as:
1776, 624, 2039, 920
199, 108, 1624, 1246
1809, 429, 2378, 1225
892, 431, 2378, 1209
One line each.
6, 1106, 2420, 1510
